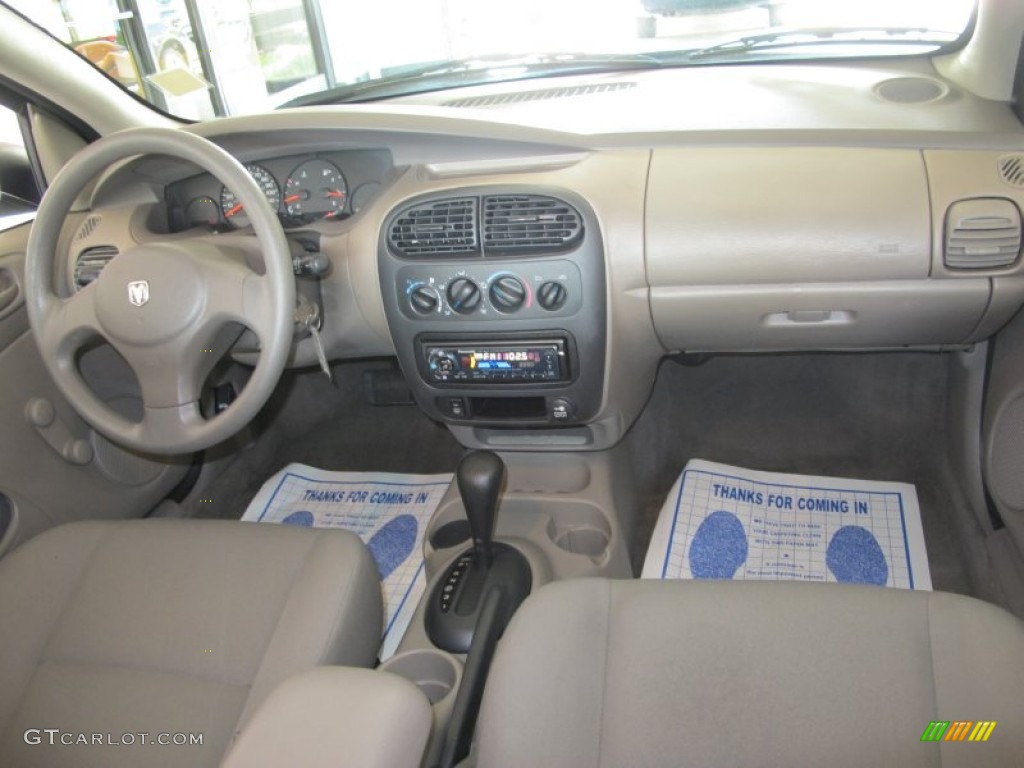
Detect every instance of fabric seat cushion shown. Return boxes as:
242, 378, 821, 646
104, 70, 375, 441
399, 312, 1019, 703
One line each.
0, 518, 382, 767
475, 578, 1024, 768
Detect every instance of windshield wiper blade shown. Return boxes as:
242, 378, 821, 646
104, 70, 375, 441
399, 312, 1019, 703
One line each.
280, 53, 663, 108
688, 26, 952, 61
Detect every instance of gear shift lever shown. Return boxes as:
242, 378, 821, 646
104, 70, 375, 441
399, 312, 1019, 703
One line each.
426, 450, 532, 653
457, 451, 505, 569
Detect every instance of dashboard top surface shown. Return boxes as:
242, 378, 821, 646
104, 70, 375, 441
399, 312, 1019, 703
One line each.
62, 53, 1024, 450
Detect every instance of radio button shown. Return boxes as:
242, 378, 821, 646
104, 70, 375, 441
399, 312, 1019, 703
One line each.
427, 349, 459, 379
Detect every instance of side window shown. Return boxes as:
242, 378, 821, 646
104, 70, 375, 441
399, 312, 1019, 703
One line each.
0, 104, 41, 231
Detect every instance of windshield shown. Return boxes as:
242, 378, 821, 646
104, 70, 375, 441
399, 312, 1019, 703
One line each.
4, 0, 975, 120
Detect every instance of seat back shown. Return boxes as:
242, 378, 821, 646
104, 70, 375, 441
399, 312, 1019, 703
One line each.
0, 519, 383, 767
474, 579, 1024, 767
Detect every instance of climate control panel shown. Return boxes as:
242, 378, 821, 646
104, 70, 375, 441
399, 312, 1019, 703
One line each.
396, 260, 583, 322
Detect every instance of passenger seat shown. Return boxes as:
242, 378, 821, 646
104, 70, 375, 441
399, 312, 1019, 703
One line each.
473, 579, 1024, 767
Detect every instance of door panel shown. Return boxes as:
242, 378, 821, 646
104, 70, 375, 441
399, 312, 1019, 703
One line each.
0, 219, 188, 558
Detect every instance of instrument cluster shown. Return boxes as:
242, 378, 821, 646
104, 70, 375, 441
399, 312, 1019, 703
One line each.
167, 149, 390, 232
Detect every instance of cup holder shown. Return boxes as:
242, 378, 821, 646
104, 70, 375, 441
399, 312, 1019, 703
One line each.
379, 648, 462, 706
546, 501, 612, 559
430, 519, 471, 550
551, 527, 610, 557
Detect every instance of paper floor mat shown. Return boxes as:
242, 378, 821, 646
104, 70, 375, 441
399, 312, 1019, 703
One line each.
242, 464, 452, 659
641, 459, 931, 590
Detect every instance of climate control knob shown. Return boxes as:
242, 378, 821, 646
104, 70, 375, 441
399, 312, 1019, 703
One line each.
489, 275, 527, 312
409, 284, 440, 314
537, 281, 568, 311
446, 277, 481, 314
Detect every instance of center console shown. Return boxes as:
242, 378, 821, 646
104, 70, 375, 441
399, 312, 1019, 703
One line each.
378, 187, 606, 430
384, 447, 636, 766
376, 188, 616, 765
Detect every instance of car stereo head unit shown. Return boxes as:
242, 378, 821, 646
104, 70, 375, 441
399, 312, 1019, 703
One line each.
424, 339, 568, 384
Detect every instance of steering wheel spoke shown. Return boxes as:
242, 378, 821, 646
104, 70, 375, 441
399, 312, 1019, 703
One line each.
117, 338, 204, 409
197, 250, 276, 342
38, 285, 102, 363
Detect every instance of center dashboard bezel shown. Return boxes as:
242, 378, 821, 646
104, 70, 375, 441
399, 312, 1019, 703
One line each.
377, 184, 607, 427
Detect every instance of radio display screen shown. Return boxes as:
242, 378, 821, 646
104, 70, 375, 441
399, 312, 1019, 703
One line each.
426, 340, 568, 384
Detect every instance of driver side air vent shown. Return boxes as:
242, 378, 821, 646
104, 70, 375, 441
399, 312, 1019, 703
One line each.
944, 199, 1022, 270
388, 197, 478, 257
74, 245, 118, 290
482, 195, 583, 254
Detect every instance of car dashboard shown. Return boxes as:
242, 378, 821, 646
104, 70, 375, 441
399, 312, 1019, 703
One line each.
72, 58, 1024, 452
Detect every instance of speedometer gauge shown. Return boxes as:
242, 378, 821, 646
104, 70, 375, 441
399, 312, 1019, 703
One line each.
283, 159, 348, 224
220, 164, 280, 229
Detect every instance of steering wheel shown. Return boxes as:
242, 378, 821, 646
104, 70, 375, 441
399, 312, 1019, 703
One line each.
25, 128, 295, 455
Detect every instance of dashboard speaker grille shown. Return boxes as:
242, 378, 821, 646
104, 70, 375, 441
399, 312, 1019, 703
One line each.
873, 77, 948, 104
388, 198, 478, 257
74, 245, 118, 290
944, 199, 1021, 270
482, 195, 583, 253
998, 155, 1024, 189
75, 215, 101, 241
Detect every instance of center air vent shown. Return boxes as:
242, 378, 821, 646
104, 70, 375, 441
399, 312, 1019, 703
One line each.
74, 245, 118, 289
944, 199, 1022, 270
482, 195, 583, 254
388, 198, 478, 257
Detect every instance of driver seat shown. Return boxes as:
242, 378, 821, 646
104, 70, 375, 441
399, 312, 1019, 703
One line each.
0, 518, 384, 767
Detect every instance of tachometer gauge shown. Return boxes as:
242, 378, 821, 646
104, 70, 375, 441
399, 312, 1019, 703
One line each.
220, 164, 280, 228
283, 159, 348, 224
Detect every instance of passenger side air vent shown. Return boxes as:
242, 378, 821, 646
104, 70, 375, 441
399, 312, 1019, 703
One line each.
74, 245, 118, 289
482, 195, 583, 254
388, 197, 478, 257
944, 199, 1022, 270
997, 155, 1024, 189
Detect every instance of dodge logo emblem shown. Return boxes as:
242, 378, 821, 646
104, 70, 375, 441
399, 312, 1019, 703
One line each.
127, 280, 150, 307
